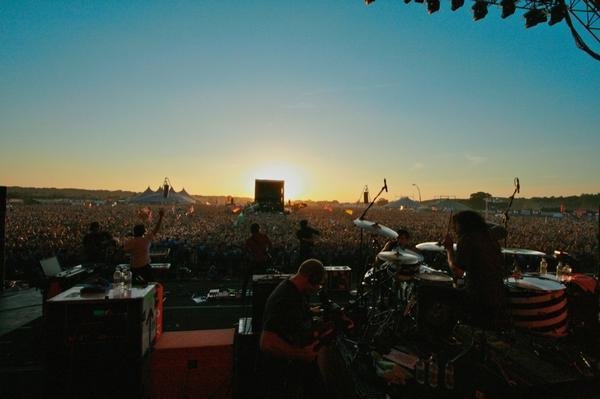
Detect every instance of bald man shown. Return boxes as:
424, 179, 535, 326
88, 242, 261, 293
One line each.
259, 259, 327, 398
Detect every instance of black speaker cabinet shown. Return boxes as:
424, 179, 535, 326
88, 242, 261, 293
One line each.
44, 284, 157, 397
251, 274, 291, 332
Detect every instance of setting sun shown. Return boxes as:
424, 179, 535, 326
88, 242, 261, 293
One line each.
243, 162, 308, 200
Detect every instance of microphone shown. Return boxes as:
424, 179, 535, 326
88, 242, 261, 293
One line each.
163, 183, 169, 199
383, 178, 388, 193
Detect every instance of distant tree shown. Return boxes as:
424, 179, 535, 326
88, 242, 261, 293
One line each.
376, 198, 389, 206
469, 191, 492, 210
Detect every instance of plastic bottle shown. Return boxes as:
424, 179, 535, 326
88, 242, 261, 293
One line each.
539, 258, 548, 274
428, 354, 438, 388
556, 261, 564, 278
415, 357, 425, 384
113, 266, 123, 291
122, 265, 132, 290
444, 361, 455, 390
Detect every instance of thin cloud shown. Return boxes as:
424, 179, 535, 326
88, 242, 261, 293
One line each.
411, 162, 424, 170
283, 102, 316, 110
301, 82, 401, 97
465, 154, 486, 166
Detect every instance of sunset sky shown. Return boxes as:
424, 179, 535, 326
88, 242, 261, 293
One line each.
1, 1, 598, 202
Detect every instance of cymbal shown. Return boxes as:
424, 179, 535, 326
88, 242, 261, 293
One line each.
353, 218, 398, 239
501, 248, 546, 256
415, 241, 457, 252
377, 248, 423, 264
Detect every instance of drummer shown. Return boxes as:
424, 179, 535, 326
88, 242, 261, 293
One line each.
374, 228, 420, 280
374, 228, 411, 265
443, 211, 506, 328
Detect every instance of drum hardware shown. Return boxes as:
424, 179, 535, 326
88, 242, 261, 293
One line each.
415, 241, 457, 253
354, 178, 393, 298
502, 248, 546, 256
353, 219, 398, 239
377, 249, 424, 264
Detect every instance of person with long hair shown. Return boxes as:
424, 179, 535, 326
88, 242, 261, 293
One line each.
444, 210, 506, 327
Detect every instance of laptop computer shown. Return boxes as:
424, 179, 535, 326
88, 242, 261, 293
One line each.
40, 257, 62, 277
40, 257, 84, 278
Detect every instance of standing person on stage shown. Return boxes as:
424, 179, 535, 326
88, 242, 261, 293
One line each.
296, 219, 320, 264
260, 259, 328, 399
241, 223, 272, 298
443, 210, 506, 327
123, 208, 165, 283
82, 221, 115, 264
245, 223, 272, 274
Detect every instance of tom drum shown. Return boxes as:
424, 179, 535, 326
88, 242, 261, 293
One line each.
504, 276, 568, 337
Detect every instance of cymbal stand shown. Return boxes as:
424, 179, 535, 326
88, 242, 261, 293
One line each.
357, 179, 388, 297
502, 177, 520, 248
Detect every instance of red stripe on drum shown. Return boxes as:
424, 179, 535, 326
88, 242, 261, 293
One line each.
507, 294, 566, 310
512, 309, 568, 329
508, 298, 568, 317
506, 290, 565, 304
527, 318, 569, 337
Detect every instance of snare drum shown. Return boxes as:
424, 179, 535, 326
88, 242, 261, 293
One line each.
416, 271, 454, 287
504, 276, 568, 337
384, 261, 420, 281
416, 265, 454, 287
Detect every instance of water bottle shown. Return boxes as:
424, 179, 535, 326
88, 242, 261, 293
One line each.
122, 265, 132, 290
556, 261, 564, 278
428, 354, 438, 388
539, 258, 548, 274
415, 357, 425, 384
113, 266, 123, 290
444, 361, 455, 390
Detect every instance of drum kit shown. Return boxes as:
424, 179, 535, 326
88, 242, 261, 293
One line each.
356, 219, 459, 344
355, 218, 596, 341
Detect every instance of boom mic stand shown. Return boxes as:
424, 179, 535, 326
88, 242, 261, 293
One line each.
357, 179, 388, 297
502, 177, 520, 249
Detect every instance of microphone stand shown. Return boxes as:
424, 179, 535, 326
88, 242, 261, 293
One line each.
359, 182, 387, 221
357, 181, 388, 297
502, 177, 520, 249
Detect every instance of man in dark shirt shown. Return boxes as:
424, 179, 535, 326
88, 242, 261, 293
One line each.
444, 210, 506, 328
241, 223, 272, 299
296, 220, 320, 264
82, 221, 115, 264
245, 223, 272, 274
260, 259, 327, 398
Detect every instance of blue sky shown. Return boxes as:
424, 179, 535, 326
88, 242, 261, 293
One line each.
1, 0, 598, 201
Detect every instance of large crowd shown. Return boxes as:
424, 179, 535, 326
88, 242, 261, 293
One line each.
4, 203, 599, 281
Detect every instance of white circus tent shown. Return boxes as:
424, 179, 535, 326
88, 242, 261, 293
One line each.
128, 183, 196, 204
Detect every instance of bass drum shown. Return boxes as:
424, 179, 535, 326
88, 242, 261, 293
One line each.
415, 266, 457, 339
504, 276, 568, 337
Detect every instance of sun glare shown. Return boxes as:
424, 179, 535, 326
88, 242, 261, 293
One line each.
247, 162, 307, 200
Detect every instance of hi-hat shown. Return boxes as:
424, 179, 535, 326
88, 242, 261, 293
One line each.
502, 248, 546, 256
353, 219, 398, 239
377, 249, 423, 264
415, 241, 457, 252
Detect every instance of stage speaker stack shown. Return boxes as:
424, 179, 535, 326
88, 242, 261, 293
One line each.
44, 284, 159, 397
251, 274, 291, 332
232, 317, 260, 399
151, 329, 234, 399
